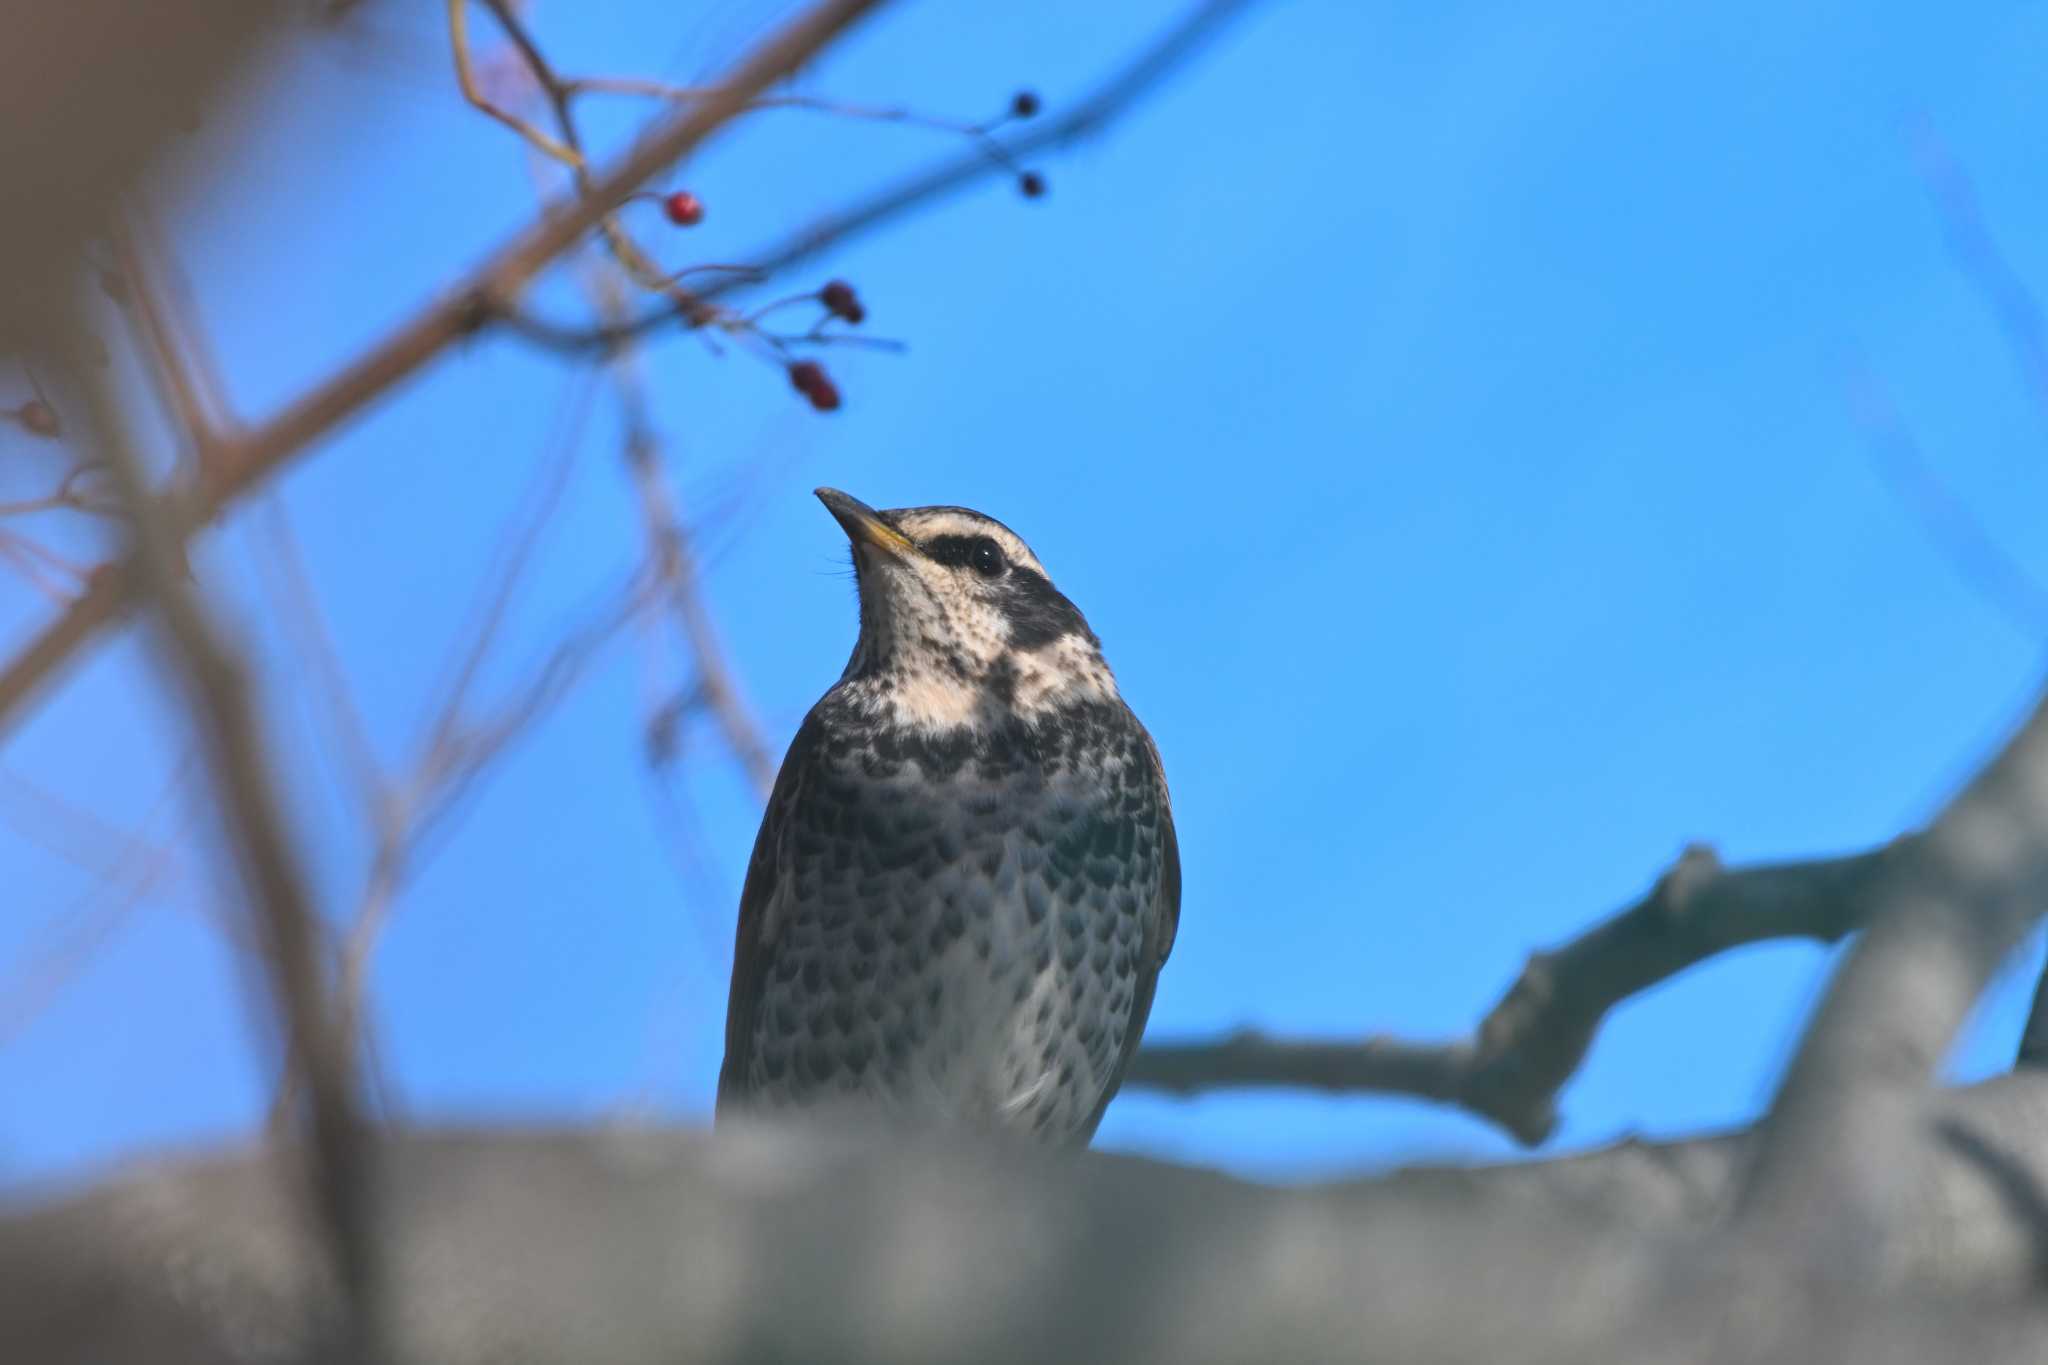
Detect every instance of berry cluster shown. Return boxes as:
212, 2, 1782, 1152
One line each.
617, 88, 1056, 415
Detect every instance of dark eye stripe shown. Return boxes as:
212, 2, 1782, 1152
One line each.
924, 534, 1004, 572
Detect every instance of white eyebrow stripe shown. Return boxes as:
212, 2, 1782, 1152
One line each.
889, 509, 1049, 577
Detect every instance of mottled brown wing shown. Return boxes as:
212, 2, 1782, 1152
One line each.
714, 712, 821, 1118
1076, 723, 1180, 1141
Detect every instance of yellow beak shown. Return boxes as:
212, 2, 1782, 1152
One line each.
816, 487, 916, 557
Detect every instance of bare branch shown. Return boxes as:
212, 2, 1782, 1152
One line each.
1740, 684, 2048, 1266
521, 0, 1265, 351
1909, 116, 2048, 425
318, 373, 601, 1085
448, 0, 581, 170
0, 0, 886, 740
254, 498, 385, 816
58, 306, 380, 1359
0, 566, 128, 733
107, 214, 233, 466
16, 1078, 2048, 1365
1903, 121, 2048, 1077
581, 262, 778, 798
1131, 840, 1902, 1144
643, 475, 780, 797
0, 760, 186, 1047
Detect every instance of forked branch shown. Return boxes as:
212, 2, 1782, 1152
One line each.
1131, 839, 1912, 1144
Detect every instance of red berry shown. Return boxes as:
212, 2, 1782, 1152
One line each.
820, 280, 865, 325
1018, 171, 1046, 199
1011, 90, 1041, 119
662, 191, 705, 226
788, 361, 840, 412
15, 400, 58, 438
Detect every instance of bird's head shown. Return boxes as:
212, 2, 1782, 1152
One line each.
815, 487, 1117, 730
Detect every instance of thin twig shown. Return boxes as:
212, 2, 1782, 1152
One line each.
1847, 363, 2048, 635
0, 566, 128, 731
107, 213, 234, 467
577, 260, 779, 798
533, 0, 1264, 349
469, 0, 730, 320
325, 369, 600, 1061
1909, 116, 2048, 427
0, 534, 84, 605
255, 497, 386, 815
0, 762, 178, 875
0, 758, 187, 1047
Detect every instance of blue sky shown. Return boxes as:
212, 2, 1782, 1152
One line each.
5, 0, 2048, 1185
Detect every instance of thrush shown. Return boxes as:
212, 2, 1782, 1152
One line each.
716, 488, 1179, 1143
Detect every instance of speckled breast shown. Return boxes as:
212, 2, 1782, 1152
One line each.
742, 700, 1167, 1139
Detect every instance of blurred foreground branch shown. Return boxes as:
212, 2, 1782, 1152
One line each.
12, 1074, 2048, 1364
57, 312, 381, 1360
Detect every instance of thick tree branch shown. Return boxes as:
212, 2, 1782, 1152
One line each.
1740, 682, 2048, 1264
1131, 839, 1910, 1144
13, 1075, 2048, 1365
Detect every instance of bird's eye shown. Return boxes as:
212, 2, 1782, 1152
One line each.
970, 538, 1006, 578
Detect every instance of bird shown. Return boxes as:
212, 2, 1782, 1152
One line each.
715, 488, 1179, 1143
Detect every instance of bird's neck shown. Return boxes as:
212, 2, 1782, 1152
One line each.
837, 633, 1119, 735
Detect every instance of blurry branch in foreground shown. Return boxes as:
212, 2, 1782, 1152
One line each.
55, 308, 384, 1362
14, 1074, 2048, 1364
257, 373, 661, 1122
0, 760, 191, 1049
